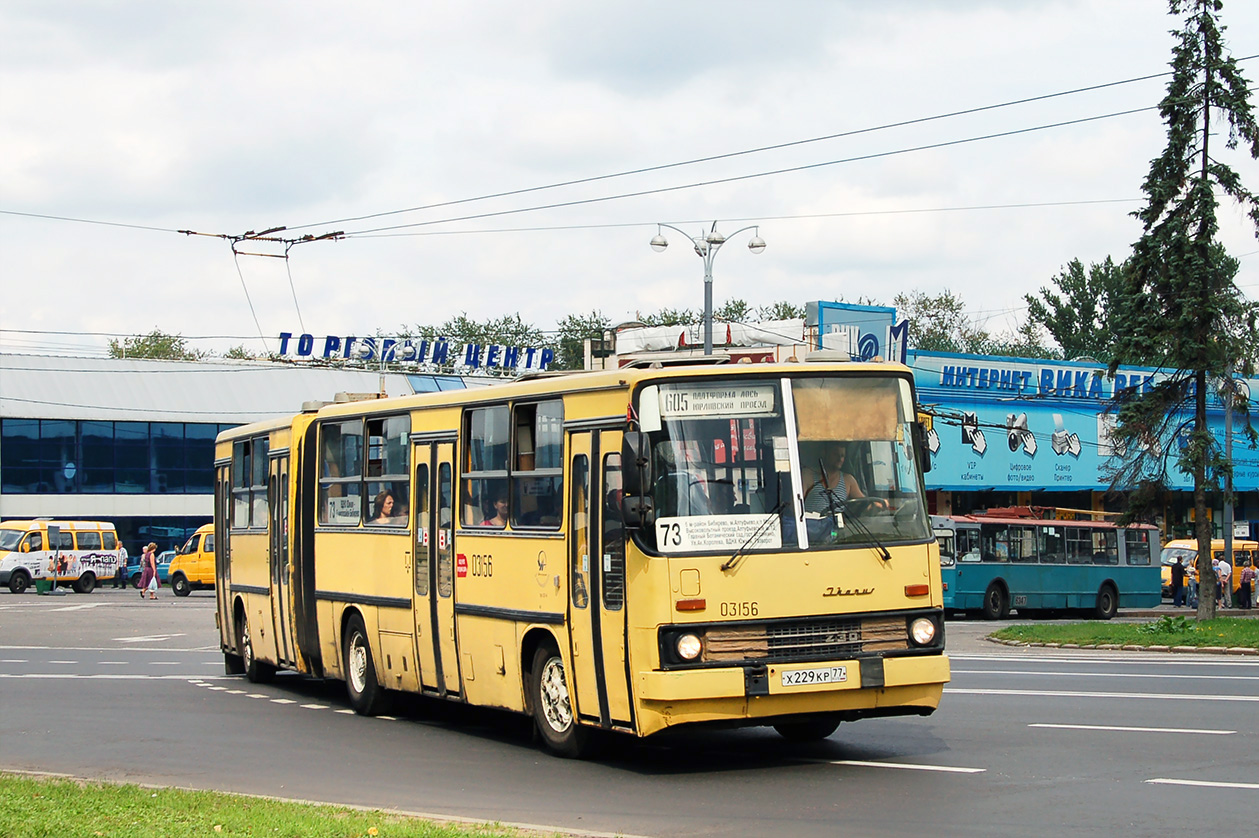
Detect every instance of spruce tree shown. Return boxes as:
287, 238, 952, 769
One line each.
1108, 0, 1259, 619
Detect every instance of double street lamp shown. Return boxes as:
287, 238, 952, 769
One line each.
650, 222, 766, 355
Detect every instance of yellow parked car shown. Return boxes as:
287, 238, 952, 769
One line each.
168, 524, 215, 597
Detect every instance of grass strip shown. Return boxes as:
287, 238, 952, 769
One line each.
0, 774, 559, 838
990, 615, 1259, 648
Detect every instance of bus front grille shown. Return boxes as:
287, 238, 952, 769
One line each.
702, 616, 908, 663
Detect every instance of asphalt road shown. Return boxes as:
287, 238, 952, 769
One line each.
2, 588, 1257, 837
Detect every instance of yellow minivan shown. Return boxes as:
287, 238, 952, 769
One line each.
0, 520, 125, 594
168, 523, 215, 597
1160, 538, 1257, 599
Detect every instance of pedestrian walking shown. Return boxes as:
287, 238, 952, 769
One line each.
1239, 561, 1255, 610
1171, 557, 1187, 607
138, 542, 159, 600
1219, 557, 1233, 609
112, 542, 129, 588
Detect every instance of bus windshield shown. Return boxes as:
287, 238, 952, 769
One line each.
634, 374, 930, 555
0, 529, 23, 551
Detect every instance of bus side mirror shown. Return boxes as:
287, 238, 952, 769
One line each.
621, 432, 652, 496
914, 421, 932, 474
621, 494, 653, 530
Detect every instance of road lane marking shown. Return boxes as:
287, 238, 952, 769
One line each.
99, 661, 126, 665
0, 673, 234, 680
247, 693, 268, 699
208, 687, 228, 691
0, 659, 29, 663
149, 662, 181, 666
954, 668, 1259, 682
48, 660, 76, 664
947, 687, 1259, 702
271, 699, 296, 704
816, 759, 985, 774
1147, 778, 1259, 789
226, 689, 246, 694
1030, 723, 1234, 735
301, 704, 328, 709
335, 709, 355, 714
114, 634, 187, 643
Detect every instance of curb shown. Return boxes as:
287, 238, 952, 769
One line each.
985, 636, 1259, 655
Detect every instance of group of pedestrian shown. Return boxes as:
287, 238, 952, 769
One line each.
137, 542, 160, 600
1174, 553, 1259, 610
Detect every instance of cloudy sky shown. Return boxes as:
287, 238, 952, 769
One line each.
5, 0, 1259, 359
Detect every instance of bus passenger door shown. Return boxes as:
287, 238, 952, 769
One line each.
214, 465, 233, 652
596, 432, 632, 727
431, 443, 461, 697
567, 434, 601, 722
411, 445, 437, 692
568, 430, 633, 730
269, 454, 295, 667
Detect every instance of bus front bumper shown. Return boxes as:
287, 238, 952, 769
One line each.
634, 653, 950, 736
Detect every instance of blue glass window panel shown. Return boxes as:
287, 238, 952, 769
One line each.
80, 421, 115, 493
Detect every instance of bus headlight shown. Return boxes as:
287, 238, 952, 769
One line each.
676, 633, 703, 661
909, 617, 937, 646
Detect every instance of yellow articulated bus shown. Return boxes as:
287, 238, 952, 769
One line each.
214, 359, 949, 756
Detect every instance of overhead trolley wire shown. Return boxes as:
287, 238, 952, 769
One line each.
286, 68, 1181, 232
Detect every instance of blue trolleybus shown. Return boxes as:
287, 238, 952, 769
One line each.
932, 507, 1160, 620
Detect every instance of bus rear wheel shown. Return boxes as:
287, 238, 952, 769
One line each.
1094, 584, 1118, 620
982, 584, 1009, 620
530, 644, 590, 758
343, 614, 389, 715
773, 716, 841, 742
237, 611, 276, 683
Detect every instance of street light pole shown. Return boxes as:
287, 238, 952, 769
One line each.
650, 222, 766, 356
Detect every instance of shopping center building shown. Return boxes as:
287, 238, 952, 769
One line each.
0, 353, 480, 554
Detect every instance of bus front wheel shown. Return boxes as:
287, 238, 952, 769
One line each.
1094, 584, 1118, 620
530, 644, 590, 758
74, 572, 96, 594
171, 573, 191, 597
343, 614, 389, 715
8, 569, 30, 594
982, 584, 1009, 620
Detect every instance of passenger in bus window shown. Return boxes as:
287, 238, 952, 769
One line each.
482, 490, 508, 527
800, 442, 884, 513
369, 490, 398, 525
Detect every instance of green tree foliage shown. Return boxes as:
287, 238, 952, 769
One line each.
988, 318, 1059, 361
756, 301, 806, 320
892, 290, 992, 354
108, 330, 207, 361
637, 307, 698, 327
222, 345, 264, 360
1026, 257, 1127, 363
713, 299, 753, 323
1106, 0, 1259, 618
554, 310, 612, 371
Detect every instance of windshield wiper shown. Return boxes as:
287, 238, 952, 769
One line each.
834, 499, 892, 562
722, 497, 787, 572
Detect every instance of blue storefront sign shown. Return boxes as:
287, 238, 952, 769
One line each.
909, 350, 1259, 492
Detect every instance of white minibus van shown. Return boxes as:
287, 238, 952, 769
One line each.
0, 520, 125, 594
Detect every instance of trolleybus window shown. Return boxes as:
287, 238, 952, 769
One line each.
319, 420, 363, 525
512, 400, 563, 528
366, 415, 409, 526
463, 406, 509, 528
